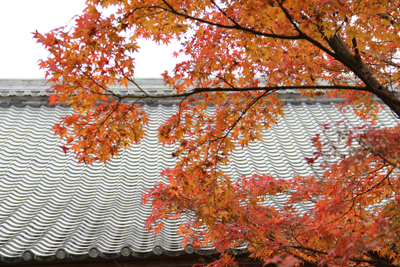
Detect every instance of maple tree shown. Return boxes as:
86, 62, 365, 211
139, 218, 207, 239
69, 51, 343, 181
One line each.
33, 0, 400, 266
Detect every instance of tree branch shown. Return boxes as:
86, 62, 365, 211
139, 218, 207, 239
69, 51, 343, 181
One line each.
275, 0, 338, 59
159, 0, 303, 40
117, 85, 368, 99
327, 34, 400, 116
209, 0, 241, 28
368, 53, 400, 68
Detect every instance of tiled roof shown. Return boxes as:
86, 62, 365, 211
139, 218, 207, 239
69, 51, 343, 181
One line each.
0, 79, 172, 97
0, 79, 351, 98
0, 82, 398, 263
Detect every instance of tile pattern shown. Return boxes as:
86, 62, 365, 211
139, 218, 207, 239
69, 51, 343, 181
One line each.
0, 103, 397, 262
0, 79, 174, 97
0, 79, 338, 98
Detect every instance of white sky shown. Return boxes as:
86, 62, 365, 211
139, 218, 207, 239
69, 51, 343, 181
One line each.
0, 0, 183, 79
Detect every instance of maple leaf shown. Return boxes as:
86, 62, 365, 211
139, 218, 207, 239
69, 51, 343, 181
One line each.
305, 157, 315, 165
48, 94, 58, 107
59, 145, 70, 154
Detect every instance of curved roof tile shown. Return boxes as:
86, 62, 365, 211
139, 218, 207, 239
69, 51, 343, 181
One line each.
0, 102, 397, 262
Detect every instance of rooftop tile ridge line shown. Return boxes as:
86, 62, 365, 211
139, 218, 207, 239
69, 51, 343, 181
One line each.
0, 107, 14, 151
70, 156, 109, 252
300, 102, 330, 135
127, 105, 167, 249
113, 147, 139, 250
376, 106, 399, 128
152, 106, 182, 251
285, 104, 317, 144
274, 109, 311, 173
285, 104, 322, 177
14, 107, 76, 254
0, 106, 36, 175
32, 106, 71, 171
19, 106, 59, 196
23, 106, 68, 163
93, 149, 128, 252
0, 107, 47, 257
319, 102, 361, 134
119, 115, 164, 251
307, 103, 364, 173
35, 107, 93, 255
154, 107, 175, 172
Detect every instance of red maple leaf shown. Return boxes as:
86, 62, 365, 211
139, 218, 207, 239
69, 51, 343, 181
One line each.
60, 145, 70, 154
48, 94, 58, 107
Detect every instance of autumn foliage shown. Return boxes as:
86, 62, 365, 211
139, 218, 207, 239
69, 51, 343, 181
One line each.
34, 0, 400, 266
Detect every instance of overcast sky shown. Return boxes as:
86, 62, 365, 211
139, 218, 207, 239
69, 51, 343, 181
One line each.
0, 1, 183, 79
